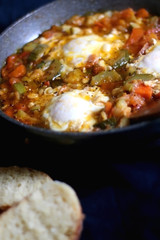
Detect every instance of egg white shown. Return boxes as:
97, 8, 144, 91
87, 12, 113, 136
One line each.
135, 41, 160, 76
62, 33, 124, 68
43, 88, 109, 132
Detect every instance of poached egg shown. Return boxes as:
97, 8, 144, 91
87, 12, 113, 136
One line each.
43, 88, 109, 132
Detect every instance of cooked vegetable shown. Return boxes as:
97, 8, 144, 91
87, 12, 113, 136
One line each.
125, 74, 154, 83
94, 117, 117, 129
113, 49, 130, 69
46, 59, 62, 81
91, 70, 122, 86
13, 82, 26, 94
36, 60, 52, 71
8, 65, 26, 78
28, 44, 48, 62
134, 84, 153, 99
23, 41, 38, 52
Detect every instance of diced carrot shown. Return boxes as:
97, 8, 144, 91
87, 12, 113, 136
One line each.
136, 8, 150, 18
134, 84, 152, 100
105, 101, 113, 114
8, 64, 26, 78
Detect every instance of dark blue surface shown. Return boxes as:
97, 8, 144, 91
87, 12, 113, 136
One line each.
1, 1, 160, 239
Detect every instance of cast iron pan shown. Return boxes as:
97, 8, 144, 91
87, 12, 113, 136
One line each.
1, 0, 160, 145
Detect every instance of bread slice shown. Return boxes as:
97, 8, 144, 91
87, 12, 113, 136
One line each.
0, 180, 83, 240
0, 166, 53, 212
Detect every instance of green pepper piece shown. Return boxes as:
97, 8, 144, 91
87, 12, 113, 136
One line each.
125, 73, 154, 83
46, 59, 62, 81
28, 44, 48, 62
91, 70, 122, 86
36, 60, 52, 71
13, 82, 26, 94
23, 41, 38, 52
94, 117, 117, 130
113, 49, 130, 69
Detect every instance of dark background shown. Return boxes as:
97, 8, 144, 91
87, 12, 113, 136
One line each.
1, 1, 160, 239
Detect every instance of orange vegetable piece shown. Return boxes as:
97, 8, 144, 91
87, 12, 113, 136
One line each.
9, 77, 21, 85
126, 28, 144, 46
134, 84, 153, 100
4, 107, 14, 118
42, 30, 54, 39
6, 55, 18, 69
8, 64, 26, 78
136, 8, 150, 18
120, 8, 135, 21
105, 102, 113, 114
15, 103, 27, 111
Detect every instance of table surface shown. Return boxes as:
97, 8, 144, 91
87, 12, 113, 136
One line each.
1, 1, 160, 239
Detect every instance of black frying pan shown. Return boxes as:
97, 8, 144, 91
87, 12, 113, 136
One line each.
1, 0, 160, 145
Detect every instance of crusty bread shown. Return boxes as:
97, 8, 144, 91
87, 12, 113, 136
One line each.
0, 180, 83, 240
0, 166, 53, 211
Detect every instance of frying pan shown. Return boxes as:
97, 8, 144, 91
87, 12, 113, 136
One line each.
1, 0, 160, 145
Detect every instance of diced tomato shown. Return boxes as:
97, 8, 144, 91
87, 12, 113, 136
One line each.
18, 51, 30, 60
15, 103, 27, 111
128, 93, 145, 109
126, 28, 144, 46
120, 8, 135, 21
154, 92, 160, 99
136, 8, 150, 18
134, 84, 153, 100
6, 55, 18, 69
1, 66, 8, 79
94, 16, 112, 33
93, 65, 105, 75
125, 28, 145, 54
9, 77, 21, 85
8, 64, 26, 78
44, 81, 50, 87
86, 55, 99, 68
42, 30, 54, 39
4, 107, 14, 117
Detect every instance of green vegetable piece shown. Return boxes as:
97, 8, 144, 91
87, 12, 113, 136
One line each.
36, 60, 52, 71
46, 59, 62, 81
113, 49, 130, 69
91, 70, 122, 86
23, 41, 38, 52
125, 74, 154, 83
28, 44, 48, 62
94, 117, 117, 130
123, 82, 133, 92
13, 82, 26, 94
